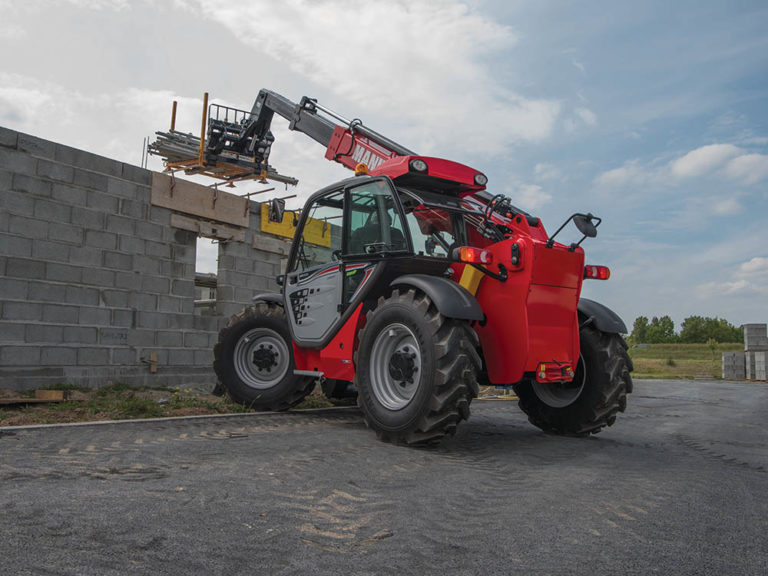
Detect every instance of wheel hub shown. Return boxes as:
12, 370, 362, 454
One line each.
233, 327, 290, 389
252, 344, 278, 372
369, 323, 423, 410
388, 348, 418, 385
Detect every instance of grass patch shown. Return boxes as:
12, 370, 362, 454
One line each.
628, 342, 742, 379
0, 384, 253, 427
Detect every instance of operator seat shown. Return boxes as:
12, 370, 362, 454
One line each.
348, 213, 406, 254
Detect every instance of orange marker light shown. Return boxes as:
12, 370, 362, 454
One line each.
457, 246, 493, 265
355, 163, 369, 176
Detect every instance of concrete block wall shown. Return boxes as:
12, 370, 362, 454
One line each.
217, 220, 290, 319
722, 352, 746, 380
0, 126, 287, 391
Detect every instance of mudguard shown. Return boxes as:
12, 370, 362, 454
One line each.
578, 298, 627, 334
391, 274, 484, 321
252, 293, 283, 305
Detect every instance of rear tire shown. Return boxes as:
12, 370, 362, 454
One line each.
355, 289, 480, 446
213, 303, 315, 410
513, 324, 633, 436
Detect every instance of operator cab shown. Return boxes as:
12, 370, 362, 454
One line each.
282, 175, 463, 348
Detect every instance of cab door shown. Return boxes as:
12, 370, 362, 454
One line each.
284, 188, 345, 346
284, 177, 411, 347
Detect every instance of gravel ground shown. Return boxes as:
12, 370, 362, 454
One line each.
1, 379, 767, 575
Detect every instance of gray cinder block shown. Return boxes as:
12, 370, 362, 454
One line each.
86, 189, 119, 212
0, 147, 37, 174
37, 160, 74, 184
42, 304, 78, 324
3, 190, 35, 216
0, 234, 33, 257
9, 215, 48, 239
0, 126, 19, 148
0, 346, 40, 365
77, 347, 110, 365
6, 257, 45, 280
47, 222, 83, 245
12, 173, 52, 197
2, 301, 40, 321
102, 251, 133, 271
84, 230, 117, 250
0, 322, 26, 342
26, 324, 65, 343
78, 307, 111, 326
34, 198, 72, 223
73, 168, 108, 191
17, 134, 56, 159
33, 240, 70, 262
41, 347, 77, 365
46, 263, 82, 283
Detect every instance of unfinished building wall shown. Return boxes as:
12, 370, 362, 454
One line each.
0, 127, 290, 391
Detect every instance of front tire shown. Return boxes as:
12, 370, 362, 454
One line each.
355, 289, 480, 446
513, 324, 633, 436
213, 303, 315, 410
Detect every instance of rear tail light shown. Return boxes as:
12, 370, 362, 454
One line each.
454, 246, 493, 265
584, 265, 610, 280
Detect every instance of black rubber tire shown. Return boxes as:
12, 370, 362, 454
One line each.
513, 324, 633, 436
354, 289, 481, 446
213, 302, 315, 410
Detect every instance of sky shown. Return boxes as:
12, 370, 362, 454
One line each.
1, 0, 767, 331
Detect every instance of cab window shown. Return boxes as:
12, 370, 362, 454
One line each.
288, 190, 344, 272
345, 180, 408, 256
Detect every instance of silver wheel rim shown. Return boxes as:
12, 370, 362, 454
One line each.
532, 354, 586, 408
369, 322, 422, 411
233, 327, 290, 389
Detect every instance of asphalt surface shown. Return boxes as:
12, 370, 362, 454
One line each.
1, 379, 767, 576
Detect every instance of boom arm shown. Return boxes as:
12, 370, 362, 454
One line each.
215, 89, 415, 175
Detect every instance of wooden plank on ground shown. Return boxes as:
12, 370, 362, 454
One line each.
151, 172, 249, 227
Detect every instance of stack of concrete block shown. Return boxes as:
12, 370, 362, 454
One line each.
743, 324, 768, 381
0, 126, 283, 391
722, 352, 746, 380
754, 351, 767, 381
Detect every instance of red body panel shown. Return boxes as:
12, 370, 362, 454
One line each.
473, 237, 584, 384
293, 303, 363, 381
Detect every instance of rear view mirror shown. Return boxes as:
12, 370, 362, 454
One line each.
268, 198, 286, 223
573, 213, 597, 238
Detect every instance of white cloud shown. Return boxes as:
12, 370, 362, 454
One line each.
594, 160, 645, 188
725, 153, 768, 185
178, 0, 561, 155
596, 143, 768, 192
740, 256, 768, 275
695, 255, 768, 299
576, 107, 597, 126
503, 183, 552, 212
712, 197, 742, 215
670, 143, 741, 179
534, 162, 561, 181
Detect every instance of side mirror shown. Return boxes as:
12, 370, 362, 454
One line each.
573, 213, 597, 238
268, 198, 285, 224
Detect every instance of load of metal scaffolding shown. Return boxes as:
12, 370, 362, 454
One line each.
147, 94, 298, 187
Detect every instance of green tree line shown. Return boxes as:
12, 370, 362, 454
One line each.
630, 315, 742, 344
